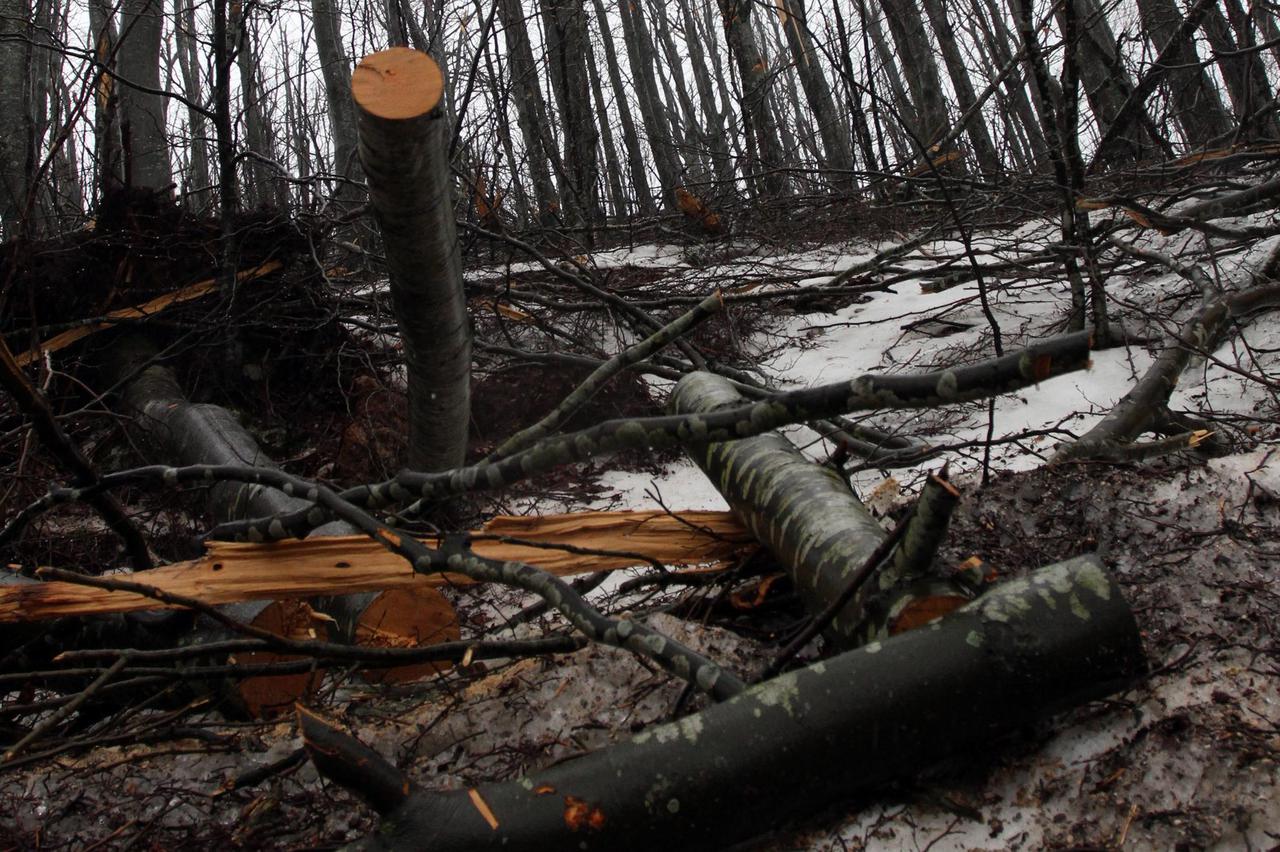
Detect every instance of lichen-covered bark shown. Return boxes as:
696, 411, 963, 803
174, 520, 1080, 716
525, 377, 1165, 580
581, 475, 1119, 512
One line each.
311, 555, 1146, 852
670, 372, 885, 645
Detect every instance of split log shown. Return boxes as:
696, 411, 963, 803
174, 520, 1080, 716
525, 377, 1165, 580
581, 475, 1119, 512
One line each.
670, 371, 885, 647
0, 510, 752, 622
352, 47, 470, 472
304, 555, 1147, 851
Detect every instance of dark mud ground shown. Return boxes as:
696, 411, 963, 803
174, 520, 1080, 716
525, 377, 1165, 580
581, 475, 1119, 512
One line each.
2, 447, 1277, 850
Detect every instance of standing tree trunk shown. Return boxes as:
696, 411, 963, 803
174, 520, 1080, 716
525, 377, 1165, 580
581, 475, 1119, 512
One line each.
117, 0, 172, 191
1058, 0, 1159, 161
677, 0, 735, 195
880, 0, 953, 160
539, 0, 603, 230
87, 0, 124, 204
174, 0, 211, 208
779, 0, 856, 188
920, 0, 1001, 174
617, 0, 681, 206
591, 0, 654, 213
496, 0, 562, 221
1137, 0, 1234, 147
309, 0, 363, 209
719, 0, 789, 196
352, 48, 470, 472
0, 0, 29, 233
585, 53, 627, 218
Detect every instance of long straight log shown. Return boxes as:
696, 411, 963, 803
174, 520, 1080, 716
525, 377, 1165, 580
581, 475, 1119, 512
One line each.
670, 371, 885, 647
352, 47, 470, 472
306, 555, 1147, 851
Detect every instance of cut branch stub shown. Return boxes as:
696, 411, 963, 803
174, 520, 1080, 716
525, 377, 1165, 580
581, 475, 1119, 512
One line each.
352, 47, 471, 473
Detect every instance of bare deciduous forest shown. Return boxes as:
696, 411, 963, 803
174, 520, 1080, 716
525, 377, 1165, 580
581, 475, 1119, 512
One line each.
0, 0, 1277, 846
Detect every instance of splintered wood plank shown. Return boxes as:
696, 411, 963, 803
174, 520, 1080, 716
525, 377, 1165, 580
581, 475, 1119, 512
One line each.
14, 261, 283, 368
1, 510, 753, 622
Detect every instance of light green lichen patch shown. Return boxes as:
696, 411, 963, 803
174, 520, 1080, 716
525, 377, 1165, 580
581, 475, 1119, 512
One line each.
1068, 591, 1090, 621
1036, 588, 1059, 610
676, 713, 705, 744
976, 586, 1034, 623
932, 370, 958, 399
966, 629, 984, 648
751, 671, 803, 716
863, 641, 883, 654
1074, 560, 1113, 601
666, 798, 680, 814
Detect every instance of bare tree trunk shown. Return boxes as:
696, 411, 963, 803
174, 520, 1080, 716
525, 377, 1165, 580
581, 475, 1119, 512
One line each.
974, 0, 1048, 165
1219, 0, 1280, 135
309, 554, 1145, 852
677, 0, 735, 195
232, 8, 278, 208
310, 0, 363, 209
86, 0, 124, 204
616, 0, 680, 206
585, 52, 626, 218
0, 0, 30, 233
117, 0, 172, 191
352, 48, 470, 472
779, 0, 855, 188
719, 0, 788, 195
174, 0, 211, 208
881, 0, 952, 157
1058, 0, 1160, 161
496, 0, 561, 220
865, 6, 918, 163
539, 0, 602, 230
920, 0, 1001, 173
1137, 0, 1234, 147
591, 0, 654, 213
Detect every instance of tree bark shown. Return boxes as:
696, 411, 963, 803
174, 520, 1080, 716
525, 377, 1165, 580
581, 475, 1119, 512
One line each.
174, 0, 211, 208
719, 0, 788, 196
616, 0, 681, 206
590, 0, 654, 213
670, 371, 885, 647
920, 0, 1001, 173
881, 0, 952, 157
310, 554, 1146, 852
351, 48, 470, 472
0, 0, 31, 232
1137, 0, 1234, 147
496, 0, 562, 220
117, 0, 172, 190
779, 0, 855, 187
311, 0, 363, 201
539, 0, 602, 229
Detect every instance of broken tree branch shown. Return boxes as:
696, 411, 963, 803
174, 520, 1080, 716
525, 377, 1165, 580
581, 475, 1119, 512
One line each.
212, 330, 1094, 542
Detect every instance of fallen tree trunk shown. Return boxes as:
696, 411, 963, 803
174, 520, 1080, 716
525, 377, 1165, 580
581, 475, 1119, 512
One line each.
304, 554, 1147, 851
669, 371, 885, 647
1054, 273, 1280, 462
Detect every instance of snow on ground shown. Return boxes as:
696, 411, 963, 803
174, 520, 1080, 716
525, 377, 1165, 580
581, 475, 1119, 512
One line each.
560, 217, 1280, 519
